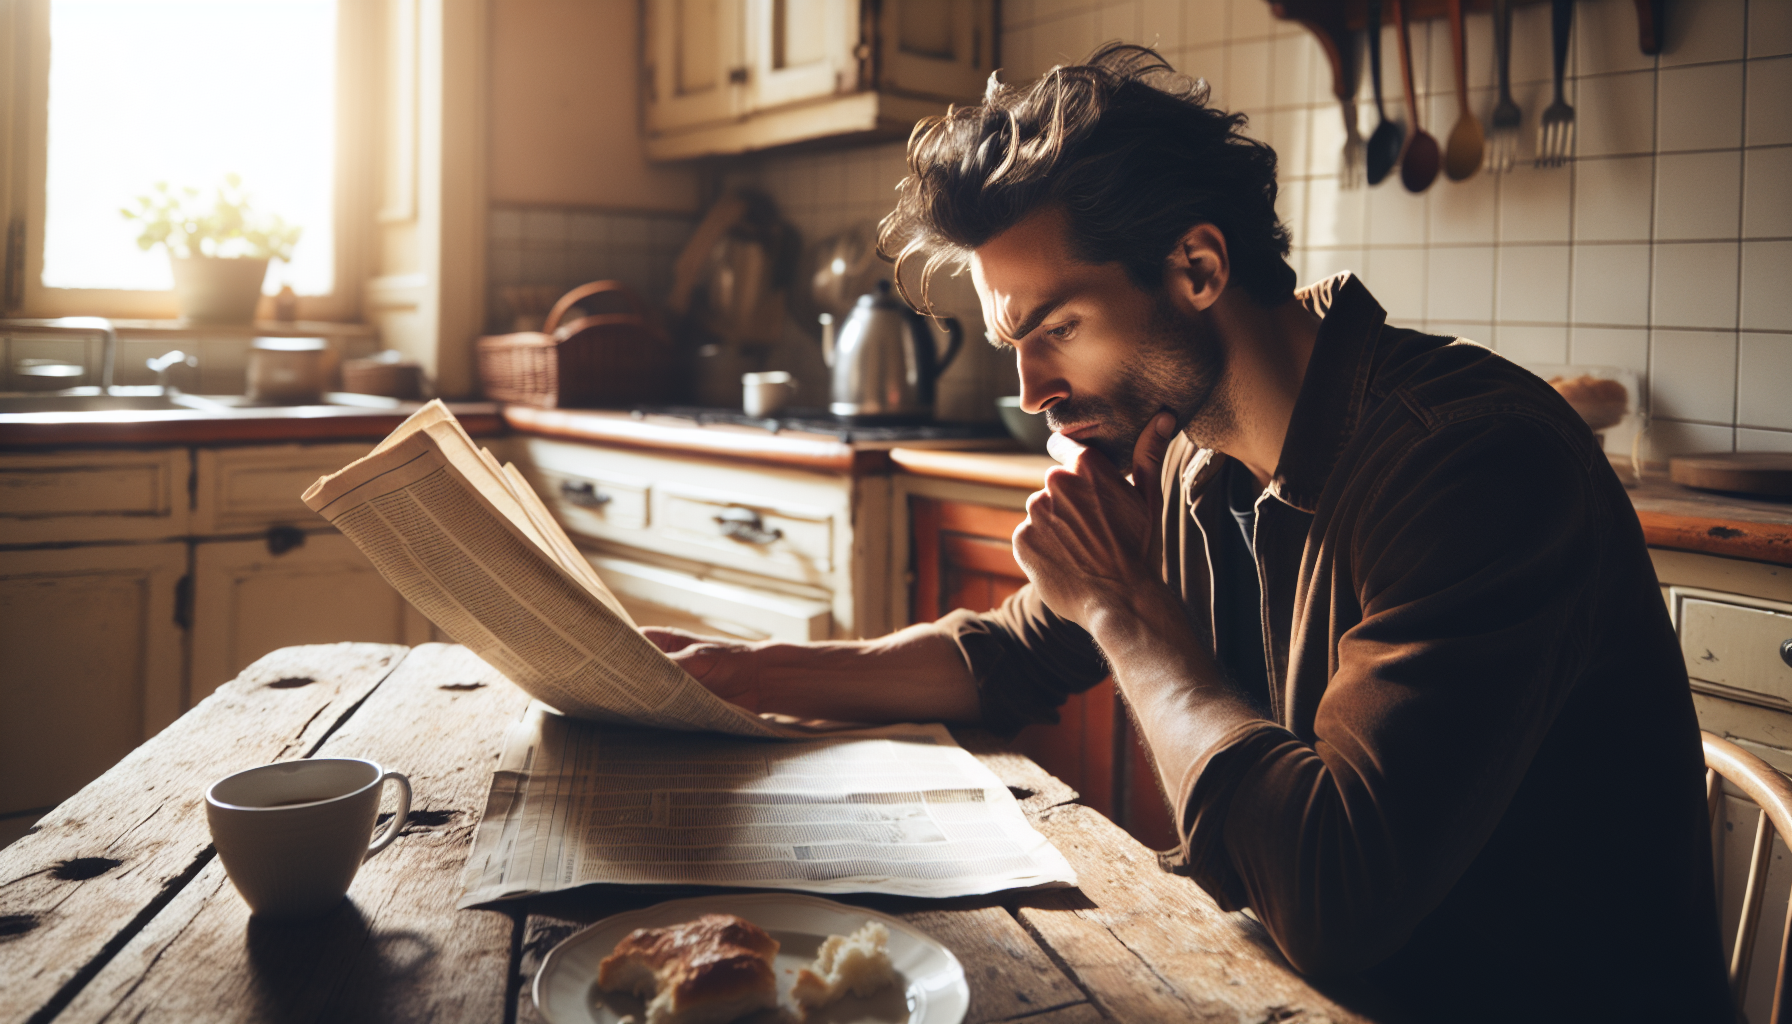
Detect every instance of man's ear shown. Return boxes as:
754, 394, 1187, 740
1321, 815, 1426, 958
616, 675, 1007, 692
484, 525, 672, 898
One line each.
1164, 223, 1229, 314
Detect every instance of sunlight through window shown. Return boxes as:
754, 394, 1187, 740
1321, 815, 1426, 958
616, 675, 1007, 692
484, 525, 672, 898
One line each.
43, 0, 336, 295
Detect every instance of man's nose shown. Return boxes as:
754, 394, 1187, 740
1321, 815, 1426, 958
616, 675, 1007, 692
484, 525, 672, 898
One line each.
1017, 353, 1069, 416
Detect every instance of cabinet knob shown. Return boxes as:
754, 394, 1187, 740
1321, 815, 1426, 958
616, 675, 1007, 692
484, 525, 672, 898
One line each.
1781, 638, 1792, 669
560, 479, 612, 509
728, 66, 749, 85
714, 506, 782, 545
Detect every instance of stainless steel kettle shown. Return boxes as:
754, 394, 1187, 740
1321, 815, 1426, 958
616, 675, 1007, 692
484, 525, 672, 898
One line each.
821, 280, 962, 420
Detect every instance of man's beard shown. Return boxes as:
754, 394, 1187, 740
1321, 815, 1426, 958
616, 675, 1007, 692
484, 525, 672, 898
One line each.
1044, 294, 1232, 467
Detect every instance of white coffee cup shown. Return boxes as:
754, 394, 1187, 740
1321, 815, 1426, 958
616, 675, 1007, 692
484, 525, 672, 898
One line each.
206, 758, 412, 920
742, 370, 795, 418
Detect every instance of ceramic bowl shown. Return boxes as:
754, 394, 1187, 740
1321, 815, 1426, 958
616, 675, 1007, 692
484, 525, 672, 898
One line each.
996, 396, 1051, 454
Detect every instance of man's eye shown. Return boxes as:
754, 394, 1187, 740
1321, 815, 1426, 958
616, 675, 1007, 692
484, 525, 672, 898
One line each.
1044, 322, 1075, 340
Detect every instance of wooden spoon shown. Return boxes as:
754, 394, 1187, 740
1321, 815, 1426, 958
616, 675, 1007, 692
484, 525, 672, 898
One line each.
1364, 0, 1405, 185
1394, 0, 1440, 193
1443, 0, 1484, 180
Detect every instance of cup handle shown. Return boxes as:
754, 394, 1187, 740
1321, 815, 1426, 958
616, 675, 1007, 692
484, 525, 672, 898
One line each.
366, 771, 412, 860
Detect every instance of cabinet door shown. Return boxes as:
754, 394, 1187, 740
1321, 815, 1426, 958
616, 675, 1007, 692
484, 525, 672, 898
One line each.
644, 0, 748, 133
189, 531, 429, 703
0, 543, 186, 819
877, 0, 994, 101
909, 495, 1179, 849
746, 0, 858, 112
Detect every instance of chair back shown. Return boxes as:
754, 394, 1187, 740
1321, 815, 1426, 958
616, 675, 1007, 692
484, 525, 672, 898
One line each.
1705, 731, 1792, 1023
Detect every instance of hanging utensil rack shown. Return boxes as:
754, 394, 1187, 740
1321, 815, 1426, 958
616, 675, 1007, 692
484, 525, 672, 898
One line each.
1270, 0, 1665, 123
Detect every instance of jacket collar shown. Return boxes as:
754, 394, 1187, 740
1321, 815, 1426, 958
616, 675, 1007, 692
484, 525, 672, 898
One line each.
1180, 273, 1387, 515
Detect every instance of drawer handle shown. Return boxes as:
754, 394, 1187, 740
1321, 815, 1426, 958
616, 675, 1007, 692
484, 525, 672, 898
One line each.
560, 480, 612, 509
1782, 639, 1792, 669
714, 506, 782, 545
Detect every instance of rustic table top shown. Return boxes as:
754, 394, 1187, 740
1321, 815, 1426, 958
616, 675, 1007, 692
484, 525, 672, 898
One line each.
0, 642, 1384, 1024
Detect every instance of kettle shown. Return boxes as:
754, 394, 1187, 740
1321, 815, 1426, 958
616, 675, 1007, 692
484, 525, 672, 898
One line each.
822, 280, 962, 421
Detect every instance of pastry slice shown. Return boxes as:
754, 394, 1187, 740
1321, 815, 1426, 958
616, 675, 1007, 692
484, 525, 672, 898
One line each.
791, 921, 897, 1011
596, 913, 780, 1024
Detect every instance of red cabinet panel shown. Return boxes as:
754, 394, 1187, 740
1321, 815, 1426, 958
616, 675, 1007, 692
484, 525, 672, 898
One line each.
909, 496, 1179, 849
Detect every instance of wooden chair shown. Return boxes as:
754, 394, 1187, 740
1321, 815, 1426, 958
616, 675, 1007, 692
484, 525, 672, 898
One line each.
1705, 731, 1792, 1022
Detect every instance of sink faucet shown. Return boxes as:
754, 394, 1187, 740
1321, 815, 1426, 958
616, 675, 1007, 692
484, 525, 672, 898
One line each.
0, 316, 119, 392
146, 349, 196, 394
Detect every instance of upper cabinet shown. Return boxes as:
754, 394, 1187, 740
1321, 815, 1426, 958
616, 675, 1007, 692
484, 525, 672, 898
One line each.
643, 0, 997, 160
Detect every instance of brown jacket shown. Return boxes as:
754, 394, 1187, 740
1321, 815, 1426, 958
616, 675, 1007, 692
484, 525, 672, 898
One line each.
942, 274, 1731, 1021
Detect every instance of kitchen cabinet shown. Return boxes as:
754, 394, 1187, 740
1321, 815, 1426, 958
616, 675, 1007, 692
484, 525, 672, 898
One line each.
642, 0, 998, 159
0, 543, 186, 828
1656, 548, 1792, 1024
0, 442, 424, 847
515, 433, 889, 643
900, 474, 1178, 850
190, 531, 429, 702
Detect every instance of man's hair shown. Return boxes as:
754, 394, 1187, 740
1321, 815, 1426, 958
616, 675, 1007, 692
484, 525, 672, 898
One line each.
879, 43, 1295, 313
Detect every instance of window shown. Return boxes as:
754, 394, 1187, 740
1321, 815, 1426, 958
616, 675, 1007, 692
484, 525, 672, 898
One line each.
4, 0, 371, 320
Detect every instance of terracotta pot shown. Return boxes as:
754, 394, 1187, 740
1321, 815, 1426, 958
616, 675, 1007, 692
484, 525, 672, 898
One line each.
170, 256, 269, 323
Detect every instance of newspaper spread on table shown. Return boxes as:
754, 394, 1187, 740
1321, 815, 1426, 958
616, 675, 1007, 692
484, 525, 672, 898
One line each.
458, 705, 1077, 905
303, 402, 1076, 903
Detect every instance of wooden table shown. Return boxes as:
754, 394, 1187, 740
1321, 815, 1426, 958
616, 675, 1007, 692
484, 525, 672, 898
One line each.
0, 643, 1385, 1023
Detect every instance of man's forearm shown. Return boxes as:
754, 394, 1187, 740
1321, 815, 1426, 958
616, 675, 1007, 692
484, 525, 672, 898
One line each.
749, 623, 983, 725
1088, 595, 1265, 809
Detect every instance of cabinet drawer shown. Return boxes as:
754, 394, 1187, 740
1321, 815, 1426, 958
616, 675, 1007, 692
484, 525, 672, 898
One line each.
658, 485, 834, 575
540, 468, 650, 534
0, 449, 189, 544
589, 554, 831, 642
195, 443, 374, 534
1674, 587, 1792, 707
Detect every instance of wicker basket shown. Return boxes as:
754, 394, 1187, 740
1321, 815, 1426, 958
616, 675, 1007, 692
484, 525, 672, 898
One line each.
476, 281, 675, 407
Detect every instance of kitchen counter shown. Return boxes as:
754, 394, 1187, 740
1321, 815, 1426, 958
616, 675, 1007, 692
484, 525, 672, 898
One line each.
890, 448, 1792, 567
504, 405, 1019, 474
0, 399, 504, 448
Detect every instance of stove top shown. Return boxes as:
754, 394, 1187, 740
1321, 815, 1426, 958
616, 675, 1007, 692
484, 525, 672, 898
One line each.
630, 406, 1011, 443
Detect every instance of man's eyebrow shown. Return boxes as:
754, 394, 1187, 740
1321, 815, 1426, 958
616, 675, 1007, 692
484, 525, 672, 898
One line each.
994, 297, 1067, 346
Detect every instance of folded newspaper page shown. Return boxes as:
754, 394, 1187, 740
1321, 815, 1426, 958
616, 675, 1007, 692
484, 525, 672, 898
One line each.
301, 401, 809, 737
460, 705, 1077, 905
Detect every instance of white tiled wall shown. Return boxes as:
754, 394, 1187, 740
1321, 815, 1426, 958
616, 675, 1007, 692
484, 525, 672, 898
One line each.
737, 0, 1792, 454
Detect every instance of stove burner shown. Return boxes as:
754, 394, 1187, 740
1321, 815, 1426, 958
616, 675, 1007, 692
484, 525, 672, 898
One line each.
630, 405, 1011, 443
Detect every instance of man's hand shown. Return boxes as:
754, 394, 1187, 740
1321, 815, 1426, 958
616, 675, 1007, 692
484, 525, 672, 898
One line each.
1013, 411, 1179, 629
642, 627, 771, 711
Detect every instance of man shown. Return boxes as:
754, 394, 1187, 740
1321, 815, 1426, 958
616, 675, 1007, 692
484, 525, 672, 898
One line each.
649, 46, 1731, 1021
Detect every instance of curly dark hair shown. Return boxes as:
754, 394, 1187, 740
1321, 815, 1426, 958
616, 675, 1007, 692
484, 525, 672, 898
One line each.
879, 43, 1295, 313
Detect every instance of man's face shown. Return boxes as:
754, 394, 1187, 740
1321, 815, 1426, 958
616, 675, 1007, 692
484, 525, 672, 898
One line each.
969, 206, 1229, 466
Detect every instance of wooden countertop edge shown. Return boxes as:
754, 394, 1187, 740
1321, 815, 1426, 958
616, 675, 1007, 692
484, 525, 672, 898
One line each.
1635, 511, 1792, 567
890, 446, 1054, 490
0, 409, 505, 448
504, 405, 891, 474
889, 448, 1792, 567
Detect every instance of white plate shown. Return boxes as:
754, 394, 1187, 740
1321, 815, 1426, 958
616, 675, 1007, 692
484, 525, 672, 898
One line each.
533, 892, 969, 1024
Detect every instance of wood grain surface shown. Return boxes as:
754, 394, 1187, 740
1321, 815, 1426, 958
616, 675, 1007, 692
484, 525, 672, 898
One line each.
0, 643, 408, 1024
55, 644, 531, 1024
1017, 802, 1384, 1024
4, 643, 1393, 1023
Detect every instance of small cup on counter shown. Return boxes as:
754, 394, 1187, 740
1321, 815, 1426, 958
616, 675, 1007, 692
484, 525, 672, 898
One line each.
247, 337, 330, 405
742, 371, 795, 418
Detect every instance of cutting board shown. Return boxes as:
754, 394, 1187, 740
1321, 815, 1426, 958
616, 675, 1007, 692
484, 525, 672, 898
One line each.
1669, 453, 1792, 498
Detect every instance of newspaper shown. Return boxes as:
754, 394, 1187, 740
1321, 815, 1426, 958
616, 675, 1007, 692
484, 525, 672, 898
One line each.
302, 400, 801, 737
459, 705, 1077, 905
304, 402, 1075, 902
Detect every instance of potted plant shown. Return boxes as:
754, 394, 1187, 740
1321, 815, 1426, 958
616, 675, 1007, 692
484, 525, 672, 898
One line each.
121, 174, 302, 323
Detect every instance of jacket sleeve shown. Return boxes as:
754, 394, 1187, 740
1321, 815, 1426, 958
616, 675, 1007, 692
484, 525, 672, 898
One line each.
1171, 416, 1607, 975
935, 584, 1112, 738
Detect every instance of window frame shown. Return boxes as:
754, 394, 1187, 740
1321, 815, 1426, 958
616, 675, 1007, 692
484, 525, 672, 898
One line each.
1, 0, 376, 322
